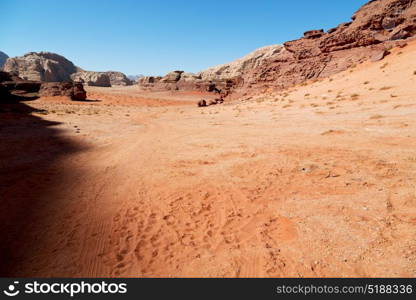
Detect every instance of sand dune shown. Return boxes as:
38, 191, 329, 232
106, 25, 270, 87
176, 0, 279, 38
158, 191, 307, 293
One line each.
1, 42, 416, 277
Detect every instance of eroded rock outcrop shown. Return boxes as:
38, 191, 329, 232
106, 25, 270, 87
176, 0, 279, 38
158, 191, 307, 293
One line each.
0, 71, 87, 101
70, 71, 111, 87
3, 52, 78, 82
39, 82, 87, 100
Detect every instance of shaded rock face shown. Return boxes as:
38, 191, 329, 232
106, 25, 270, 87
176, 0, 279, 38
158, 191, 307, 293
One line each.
39, 82, 87, 100
0, 51, 9, 69
104, 71, 133, 86
0, 71, 41, 102
3, 52, 78, 82
0, 71, 87, 101
70, 71, 111, 87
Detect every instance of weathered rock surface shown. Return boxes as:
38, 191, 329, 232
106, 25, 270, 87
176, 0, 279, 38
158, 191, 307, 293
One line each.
0, 51, 9, 69
3, 51, 132, 87
198, 45, 284, 81
3, 52, 78, 82
39, 82, 87, 100
70, 71, 111, 87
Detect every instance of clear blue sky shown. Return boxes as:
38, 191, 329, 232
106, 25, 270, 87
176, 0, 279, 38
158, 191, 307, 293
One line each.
0, 0, 368, 76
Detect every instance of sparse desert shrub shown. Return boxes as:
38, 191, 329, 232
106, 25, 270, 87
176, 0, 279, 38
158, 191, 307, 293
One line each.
304, 93, 310, 97
350, 93, 360, 100
380, 63, 388, 69
363, 81, 370, 85
413, 70, 416, 75
370, 114, 384, 120
380, 86, 393, 91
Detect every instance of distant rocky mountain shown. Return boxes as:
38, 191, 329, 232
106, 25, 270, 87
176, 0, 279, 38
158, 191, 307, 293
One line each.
0, 51, 9, 69
127, 74, 143, 82
3, 51, 133, 87
139, 0, 416, 97
105, 71, 133, 86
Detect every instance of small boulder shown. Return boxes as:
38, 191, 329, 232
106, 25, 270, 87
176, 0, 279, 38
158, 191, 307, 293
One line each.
197, 99, 207, 107
304, 29, 325, 39
371, 50, 389, 62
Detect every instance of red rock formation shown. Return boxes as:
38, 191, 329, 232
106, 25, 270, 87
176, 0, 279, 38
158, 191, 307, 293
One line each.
237, 0, 416, 95
139, 0, 416, 98
39, 82, 87, 100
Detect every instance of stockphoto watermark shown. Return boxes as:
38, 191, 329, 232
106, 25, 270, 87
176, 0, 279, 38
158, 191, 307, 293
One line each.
2, 280, 127, 297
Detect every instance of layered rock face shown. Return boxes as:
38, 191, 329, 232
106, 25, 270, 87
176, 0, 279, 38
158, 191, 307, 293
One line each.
138, 0, 416, 97
70, 71, 111, 87
0, 51, 9, 69
3, 52, 78, 82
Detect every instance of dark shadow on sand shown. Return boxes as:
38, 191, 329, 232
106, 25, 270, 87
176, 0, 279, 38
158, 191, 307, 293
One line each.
0, 97, 86, 276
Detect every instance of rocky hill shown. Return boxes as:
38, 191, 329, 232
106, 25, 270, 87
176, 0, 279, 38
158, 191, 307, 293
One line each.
3, 52, 79, 82
3, 52, 132, 87
138, 0, 416, 97
0, 51, 9, 69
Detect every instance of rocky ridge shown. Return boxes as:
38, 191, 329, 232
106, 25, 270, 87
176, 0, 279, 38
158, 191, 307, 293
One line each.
138, 0, 416, 97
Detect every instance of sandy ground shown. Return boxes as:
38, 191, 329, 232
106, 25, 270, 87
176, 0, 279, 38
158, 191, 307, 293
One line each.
1, 42, 416, 277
